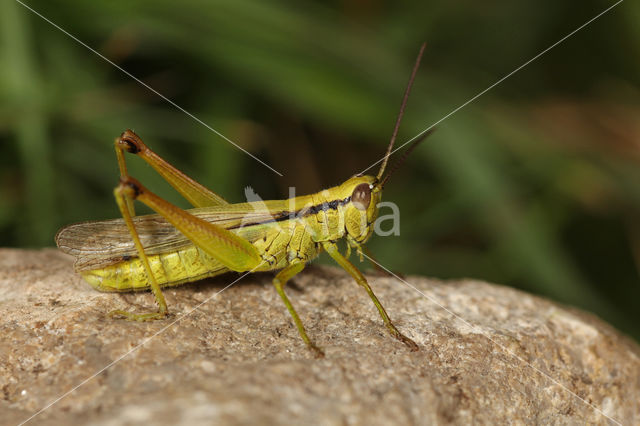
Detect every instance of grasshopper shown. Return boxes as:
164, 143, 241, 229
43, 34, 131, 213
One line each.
55, 45, 431, 357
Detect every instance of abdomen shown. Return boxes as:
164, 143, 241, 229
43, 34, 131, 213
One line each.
82, 245, 227, 292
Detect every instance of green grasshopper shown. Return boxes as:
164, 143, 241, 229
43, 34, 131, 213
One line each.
55, 45, 431, 357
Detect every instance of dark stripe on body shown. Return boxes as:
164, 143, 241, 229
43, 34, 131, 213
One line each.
228, 196, 351, 229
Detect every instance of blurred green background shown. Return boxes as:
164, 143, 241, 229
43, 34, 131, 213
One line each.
1, 1, 638, 340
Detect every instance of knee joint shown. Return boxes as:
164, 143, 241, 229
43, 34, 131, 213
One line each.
116, 177, 144, 199
116, 129, 145, 154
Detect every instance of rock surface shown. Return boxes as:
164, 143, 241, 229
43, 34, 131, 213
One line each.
0, 248, 638, 425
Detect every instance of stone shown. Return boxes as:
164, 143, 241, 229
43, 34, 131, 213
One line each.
0, 248, 638, 425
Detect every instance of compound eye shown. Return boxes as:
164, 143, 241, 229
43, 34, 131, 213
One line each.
351, 183, 371, 211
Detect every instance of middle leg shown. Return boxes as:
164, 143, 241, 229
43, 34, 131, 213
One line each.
273, 262, 324, 357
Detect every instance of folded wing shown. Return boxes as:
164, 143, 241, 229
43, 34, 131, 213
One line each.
56, 203, 289, 272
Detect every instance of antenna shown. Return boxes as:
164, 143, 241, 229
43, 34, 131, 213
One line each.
376, 42, 426, 181
380, 128, 435, 188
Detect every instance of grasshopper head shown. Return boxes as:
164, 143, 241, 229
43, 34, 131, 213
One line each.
340, 175, 382, 247
340, 123, 434, 248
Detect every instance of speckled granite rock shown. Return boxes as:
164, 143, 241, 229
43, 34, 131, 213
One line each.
0, 248, 638, 425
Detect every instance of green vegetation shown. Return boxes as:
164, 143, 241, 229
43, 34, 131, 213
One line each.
1, 1, 638, 340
